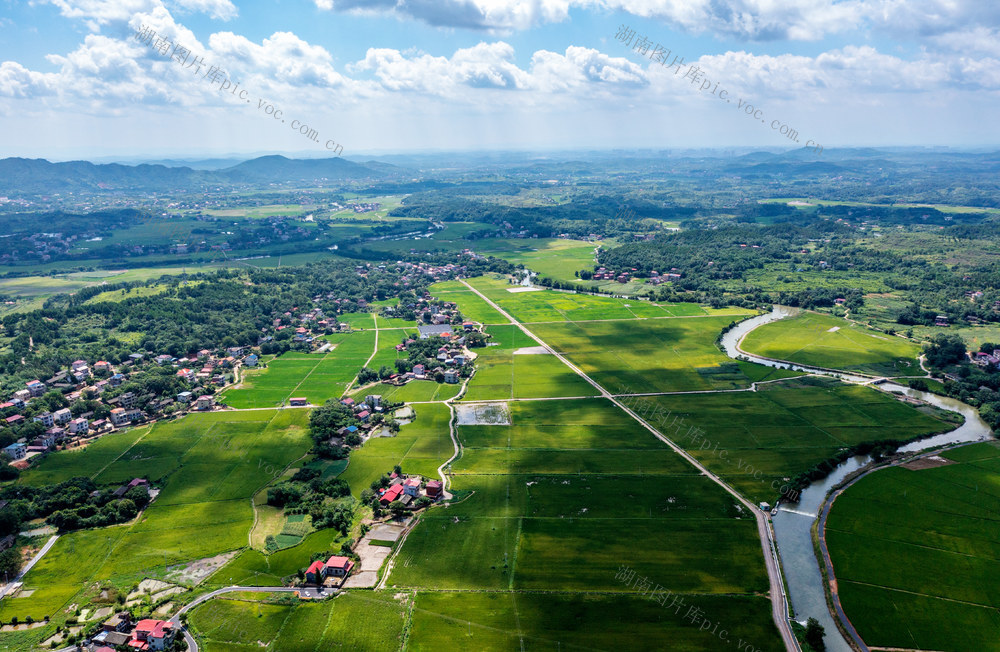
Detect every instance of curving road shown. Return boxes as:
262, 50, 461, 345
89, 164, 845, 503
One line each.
54, 585, 327, 652
458, 279, 802, 652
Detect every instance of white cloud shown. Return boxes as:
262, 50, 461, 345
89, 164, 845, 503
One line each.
529, 46, 647, 91
170, 0, 237, 21
312, 0, 1000, 46
208, 31, 348, 88
315, 0, 573, 32
352, 41, 532, 93
0, 61, 58, 99
40, 0, 236, 30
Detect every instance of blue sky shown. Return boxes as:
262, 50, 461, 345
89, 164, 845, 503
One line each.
1, 0, 998, 159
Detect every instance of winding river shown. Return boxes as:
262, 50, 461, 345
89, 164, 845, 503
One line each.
720, 306, 993, 652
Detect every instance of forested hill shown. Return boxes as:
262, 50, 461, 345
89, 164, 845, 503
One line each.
0, 155, 403, 194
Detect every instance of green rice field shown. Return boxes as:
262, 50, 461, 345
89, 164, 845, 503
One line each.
221, 330, 377, 408
825, 441, 1000, 651
740, 311, 922, 376
0, 410, 311, 628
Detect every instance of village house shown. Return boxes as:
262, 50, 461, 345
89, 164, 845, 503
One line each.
53, 408, 72, 425
973, 351, 1000, 368
2, 442, 26, 460
68, 417, 89, 435
31, 433, 56, 450
94, 360, 112, 373
403, 477, 421, 497
13, 389, 30, 402
379, 483, 404, 505
425, 480, 443, 498
112, 477, 149, 499
5, 415, 24, 427
101, 611, 133, 633
110, 407, 141, 427
129, 618, 175, 651
33, 411, 54, 428
176, 391, 193, 403
289, 397, 308, 406
26, 380, 46, 397
305, 555, 355, 584
195, 395, 214, 410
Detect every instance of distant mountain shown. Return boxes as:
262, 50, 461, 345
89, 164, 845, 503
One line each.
0, 155, 402, 194
140, 158, 247, 170
219, 155, 384, 182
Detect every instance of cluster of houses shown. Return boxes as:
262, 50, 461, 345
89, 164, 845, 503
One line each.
86, 611, 175, 651
588, 267, 683, 284
393, 260, 471, 286
273, 304, 351, 347
972, 349, 1000, 369
304, 555, 355, 587
377, 472, 443, 509
348, 201, 381, 213
645, 269, 683, 285
331, 394, 384, 433
591, 266, 632, 283
0, 347, 258, 466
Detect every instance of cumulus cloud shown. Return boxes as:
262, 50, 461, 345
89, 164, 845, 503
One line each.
315, 0, 574, 32
352, 41, 532, 93
0, 62, 58, 99
170, 0, 237, 21
703, 45, 1000, 96
41, 0, 236, 30
312, 0, 1000, 45
208, 31, 347, 88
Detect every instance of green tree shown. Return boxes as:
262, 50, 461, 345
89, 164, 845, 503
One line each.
804, 617, 825, 651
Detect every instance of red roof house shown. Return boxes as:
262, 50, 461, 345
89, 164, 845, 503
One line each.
379, 484, 404, 505
129, 619, 174, 651
305, 559, 326, 584
324, 555, 355, 577
425, 480, 443, 497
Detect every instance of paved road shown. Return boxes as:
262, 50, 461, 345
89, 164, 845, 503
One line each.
459, 279, 802, 652
0, 534, 60, 600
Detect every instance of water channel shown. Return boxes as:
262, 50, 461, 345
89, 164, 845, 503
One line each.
719, 306, 993, 652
